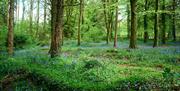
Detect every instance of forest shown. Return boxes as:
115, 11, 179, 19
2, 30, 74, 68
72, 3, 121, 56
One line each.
0, 0, 180, 90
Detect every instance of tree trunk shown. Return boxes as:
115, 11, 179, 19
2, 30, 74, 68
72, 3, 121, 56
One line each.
129, 0, 137, 49
161, 0, 166, 44
144, 0, 148, 43
153, 0, 159, 47
49, 0, 64, 58
7, 0, 14, 55
127, 4, 130, 39
78, 0, 83, 46
102, 0, 110, 44
36, 0, 40, 38
16, 0, 19, 22
29, 0, 34, 35
40, 0, 47, 41
114, 0, 118, 48
15, 0, 19, 30
43, 0, 47, 31
22, 0, 25, 21
172, 0, 176, 41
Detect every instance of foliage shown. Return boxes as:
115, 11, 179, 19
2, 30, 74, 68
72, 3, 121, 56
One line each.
0, 41, 179, 90
0, 0, 180, 90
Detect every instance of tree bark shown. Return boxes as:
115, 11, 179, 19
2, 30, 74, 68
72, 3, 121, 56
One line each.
49, 0, 64, 58
114, 0, 118, 48
153, 0, 159, 47
129, 0, 137, 49
7, 0, 14, 55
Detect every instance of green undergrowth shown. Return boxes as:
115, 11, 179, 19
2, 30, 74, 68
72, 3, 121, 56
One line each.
0, 45, 180, 90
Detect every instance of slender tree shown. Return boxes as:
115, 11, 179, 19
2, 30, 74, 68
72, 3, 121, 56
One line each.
49, 0, 64, 58
129, 0, 137, 49
102, 0, 115, 44
40, 0, 47, 41
43, 0, 47, 31
172, 0, 176, 41
102, 0, 110, 44
22, 0, 25, 21
29, 0, 34, 34
36, 0, 40, 37
15, 0, 19, 31
127, 3, 130, 39
161, 0, 166, 44
7, 0, 14, 55
144, 0, 148, 43
114, 0, 118, 48
78, 0, 83, 46
153, 0, 159, 47
16, 0, 19, 22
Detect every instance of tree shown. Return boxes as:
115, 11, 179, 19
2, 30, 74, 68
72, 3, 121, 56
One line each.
64, 0, 75, 41
16, 0, 19, 22
22, 0, 25, 21
102, 0, 109, 44
36, 0, 40, 37
144, 0, 148, 43
78, 0, 84, 46
127, 3, 130, 39
43, 0, 47, 31
114, 0, 118, 48
102, 0, 114, 44
172, 0, 176, 41
7, 0, 14, 55
153, 0, 159, 47
39, 0, 47, 41
15, 0, 20, 31
29, 0, 34, 34
49, 0, 64, 58
161, 0, 166, 44
129, 0, 137, 49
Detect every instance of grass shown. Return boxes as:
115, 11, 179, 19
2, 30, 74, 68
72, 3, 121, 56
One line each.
0, 40, 180, 90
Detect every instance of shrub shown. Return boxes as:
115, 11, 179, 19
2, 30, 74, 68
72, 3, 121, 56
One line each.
14, 34, 28, 47
84, 60, 102, 69
5, 34, 29, 49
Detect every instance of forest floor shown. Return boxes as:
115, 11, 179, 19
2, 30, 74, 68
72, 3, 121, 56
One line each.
0, 40, 180, 91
